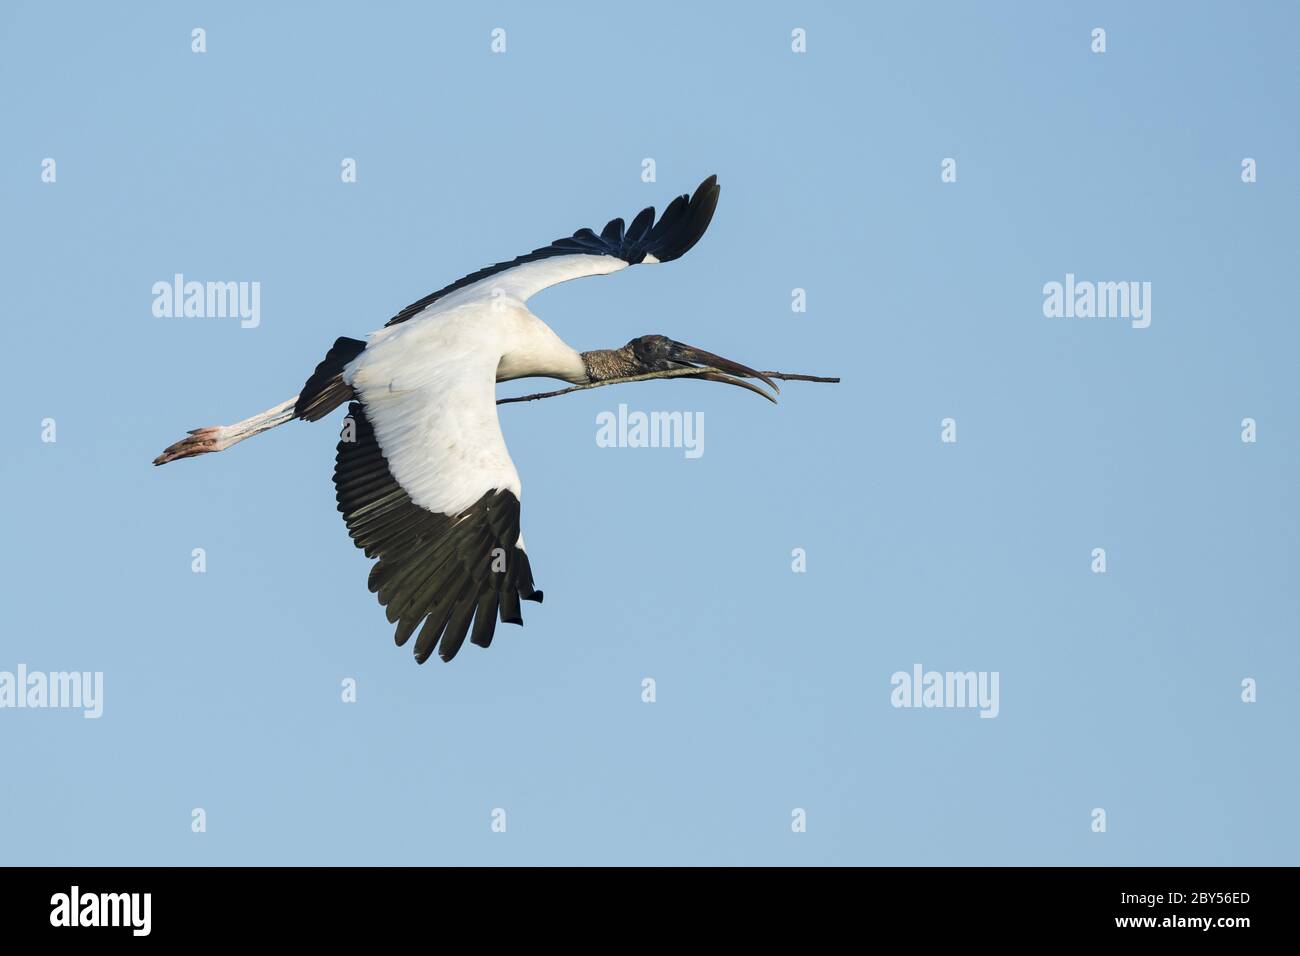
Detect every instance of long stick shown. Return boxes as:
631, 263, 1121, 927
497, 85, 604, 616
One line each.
497, 367, 840, 405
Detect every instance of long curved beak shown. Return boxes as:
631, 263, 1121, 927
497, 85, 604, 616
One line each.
667, 342, 780, 403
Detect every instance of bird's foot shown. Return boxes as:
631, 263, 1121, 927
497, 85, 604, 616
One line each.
152, 426, 226, 466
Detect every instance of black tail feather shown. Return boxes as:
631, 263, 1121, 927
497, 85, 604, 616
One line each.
296, 337, 367, 421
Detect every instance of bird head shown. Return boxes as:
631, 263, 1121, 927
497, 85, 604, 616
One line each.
583, 334, 779, 402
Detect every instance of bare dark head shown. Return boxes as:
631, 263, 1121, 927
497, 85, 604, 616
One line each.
628, 334, 678, 371
581, 335, 779, 402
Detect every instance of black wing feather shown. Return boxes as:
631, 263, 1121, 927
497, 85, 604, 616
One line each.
335, 402, 541, 664
385, 175, 721, 328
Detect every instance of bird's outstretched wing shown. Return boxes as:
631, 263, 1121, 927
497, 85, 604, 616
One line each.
335, 341, 542, 664
385, 175, 721, 327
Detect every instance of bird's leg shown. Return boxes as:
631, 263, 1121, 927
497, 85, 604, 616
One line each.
153, 396, 299, 465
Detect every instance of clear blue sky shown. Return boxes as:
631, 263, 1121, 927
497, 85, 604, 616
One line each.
1, 1, 1296, 865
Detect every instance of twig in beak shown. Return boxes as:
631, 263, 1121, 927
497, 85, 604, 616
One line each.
496, 367, 839, 406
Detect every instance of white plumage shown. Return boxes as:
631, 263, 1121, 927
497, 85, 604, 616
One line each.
344, 234, 655, 519
347, 299, 576, 518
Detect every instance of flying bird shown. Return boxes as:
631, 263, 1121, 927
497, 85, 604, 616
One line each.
155, 175, 833, 665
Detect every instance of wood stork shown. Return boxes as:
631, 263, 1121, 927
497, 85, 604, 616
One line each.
154, 175, 818, 665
